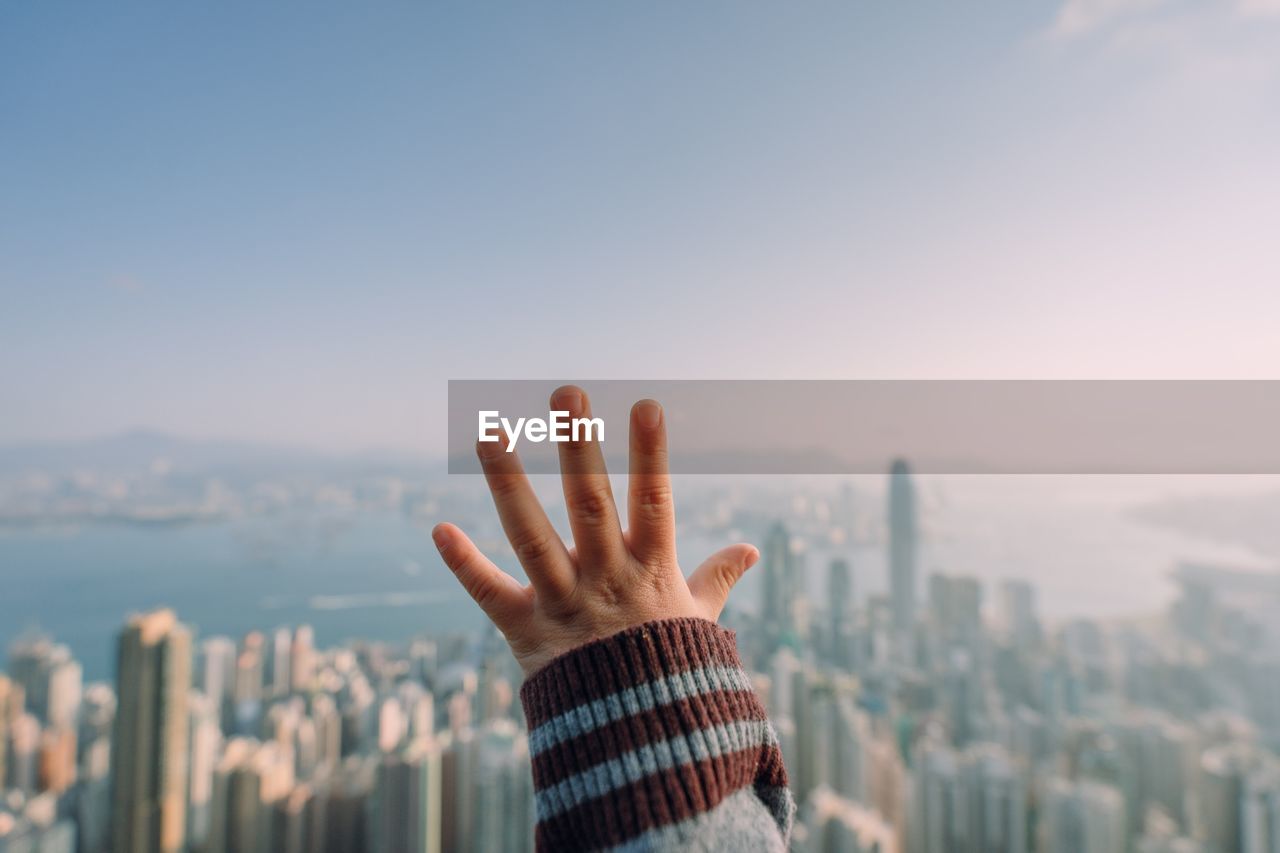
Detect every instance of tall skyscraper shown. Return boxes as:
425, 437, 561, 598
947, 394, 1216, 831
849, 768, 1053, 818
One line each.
187, 691, 222, 850
888, 459, 918, 665
199, 636, 237, 734
829, 558, 855, 669
289, 626, 316, 694
0, 675, 20, 788
762, 522, 804, 651
110, 609, 193, 853
369, 738, 443, 853
762, 517, 793, 637
266, 628, 293, 700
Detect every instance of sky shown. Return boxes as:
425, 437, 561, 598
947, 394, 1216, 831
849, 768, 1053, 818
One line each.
3, 1, 1280, 453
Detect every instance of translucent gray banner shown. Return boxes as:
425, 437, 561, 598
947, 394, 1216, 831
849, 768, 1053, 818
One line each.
447, 380, 1280, 474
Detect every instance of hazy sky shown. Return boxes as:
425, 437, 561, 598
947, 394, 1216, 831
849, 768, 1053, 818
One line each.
4, 2, 1279, 452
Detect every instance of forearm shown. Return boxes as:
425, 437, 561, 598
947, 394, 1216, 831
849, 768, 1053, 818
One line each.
520, 617, 794, 852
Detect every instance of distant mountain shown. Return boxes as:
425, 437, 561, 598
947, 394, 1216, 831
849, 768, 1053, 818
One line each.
0, 430, 441, 478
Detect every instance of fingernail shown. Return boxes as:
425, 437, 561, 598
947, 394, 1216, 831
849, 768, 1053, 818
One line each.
431, 525, 448, 548
476, 435, 504, 460
636, 400, 662, 429
553, 386, 583, 414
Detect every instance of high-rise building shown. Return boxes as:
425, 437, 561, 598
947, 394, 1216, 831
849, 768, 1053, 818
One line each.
78, 737, 111, 853
0, 793, 76, 853
269, 783, 321, 853
206, 738, 296, 853
233, 632, 266, 736
199, 636, 237, 733
37, 724, 77, 794
1242, 763, 1280, 853
762, 522, 804, 651
7, 713, 39, 793
999, 580, 1042, 650
470, 720, 533, 853
1199, 745, 1258, 853
188, 691, 222, 850
1110, 711, 1199, 836
109, 609, 192, 853
266, 628, 292, 699
929, 574, 983, 662
368, 737, 443, 853
828, 691, 872, 803
0, 675, 21, 788
907, 740, 1025, 853
289, 626, 316, 694
1039, 778, 1127, 853
7, 638, 82, 729
888, 459, 918, 665
829, 558, 855, 669
803, 785, 899, 853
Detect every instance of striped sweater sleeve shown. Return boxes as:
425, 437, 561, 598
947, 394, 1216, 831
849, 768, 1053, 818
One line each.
519, 617, 795, 852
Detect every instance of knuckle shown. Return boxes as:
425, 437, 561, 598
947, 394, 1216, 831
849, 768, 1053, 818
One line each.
572, 490, 614, 527
468, 574, 502, 610
599, 573, 629, 609
509, 529, 556, 566
630, 484, 672, 520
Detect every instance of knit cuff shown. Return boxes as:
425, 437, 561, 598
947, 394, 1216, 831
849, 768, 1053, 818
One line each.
520, 618, 789, 851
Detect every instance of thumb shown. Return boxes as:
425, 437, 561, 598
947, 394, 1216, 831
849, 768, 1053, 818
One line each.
687, 543, 759, 620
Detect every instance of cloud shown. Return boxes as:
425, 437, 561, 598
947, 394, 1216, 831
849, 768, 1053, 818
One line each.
1051, 0, 1280, 37
1238, 0, 1280, 17
1044, 0, 1280, 93
1050, 0, 1168, 38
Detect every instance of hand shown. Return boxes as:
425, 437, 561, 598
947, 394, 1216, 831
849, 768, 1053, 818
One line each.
432, 385, 759, 675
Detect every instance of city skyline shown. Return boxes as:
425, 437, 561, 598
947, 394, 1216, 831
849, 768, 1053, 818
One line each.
6, 480, 1280, 850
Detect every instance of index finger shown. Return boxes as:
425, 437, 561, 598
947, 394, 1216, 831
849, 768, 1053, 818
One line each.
477, 435, 576, 600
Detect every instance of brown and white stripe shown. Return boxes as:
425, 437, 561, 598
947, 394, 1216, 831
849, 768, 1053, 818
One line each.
520, 618, 794, 852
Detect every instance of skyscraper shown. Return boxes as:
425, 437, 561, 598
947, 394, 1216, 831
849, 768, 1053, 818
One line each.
7, 637, 82, 729
206, 738, 295, 853
929, 574, 983, 660
369, 738, 443, 853
1040, 778, 1127, 853
888, 459, 918, 665
289, 626, 316, 694
803, 785, 900, 853
999, 580, 1042, 650
0, 675, 20, 788
908, 739, 1025, 853
266, 628, 293, 700
110, 609, 192, 853
761, 521, 804, 651
829, 558, 855, 669
199, 636, 237, 734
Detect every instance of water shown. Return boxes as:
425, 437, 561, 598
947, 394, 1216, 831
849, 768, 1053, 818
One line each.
1, 476, 1274, 682
0, 512, 481, 681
